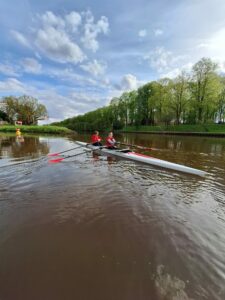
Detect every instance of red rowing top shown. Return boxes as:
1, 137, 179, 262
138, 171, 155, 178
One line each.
91, 134, 101, 143
106, 137, 116, 147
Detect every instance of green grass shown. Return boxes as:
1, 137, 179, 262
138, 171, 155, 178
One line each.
0, 125, 73, 134
121, 124, 225, 133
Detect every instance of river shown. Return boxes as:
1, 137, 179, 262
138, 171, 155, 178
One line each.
0, 132, 225, 300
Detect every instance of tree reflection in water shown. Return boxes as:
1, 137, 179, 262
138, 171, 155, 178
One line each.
0, 135, 49, 159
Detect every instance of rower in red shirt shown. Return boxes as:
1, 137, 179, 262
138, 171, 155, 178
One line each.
106, 132, 117, 149
91, 131, 102, 146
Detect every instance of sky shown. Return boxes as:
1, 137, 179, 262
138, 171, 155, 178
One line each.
0, 0, 225, 123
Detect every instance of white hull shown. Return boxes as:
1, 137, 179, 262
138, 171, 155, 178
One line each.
76, 141, 207, 177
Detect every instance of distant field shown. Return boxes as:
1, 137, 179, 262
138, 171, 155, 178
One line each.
0, 125, 73, 134
121, 124, 225, 134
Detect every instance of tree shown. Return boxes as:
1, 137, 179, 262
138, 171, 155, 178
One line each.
136, 83, 152, 125
127, 91, 138, 125
1, 95, 48, 125
216, 78, 225, 123
110, 97, 120, 129
117, 92, 130, 127
191, 58, 219, 123
169, 73, 189, 124
54, 57, 225, 130
1, 96, 18, 123
0, 110, 9, 122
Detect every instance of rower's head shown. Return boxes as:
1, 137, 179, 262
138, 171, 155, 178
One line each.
108, 132, 113, 137
94, 130, 99, 135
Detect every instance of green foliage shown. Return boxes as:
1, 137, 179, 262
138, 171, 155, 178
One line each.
55, 57, 225, 131
190, 58, 220, 123
0, 125, 73, 134
1, 95, 48, 125
122, 124, 225, 133
169, 72, 189, 124
0, 110, 9, 121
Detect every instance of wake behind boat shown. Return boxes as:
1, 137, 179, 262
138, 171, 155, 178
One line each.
75, 141, 207, 177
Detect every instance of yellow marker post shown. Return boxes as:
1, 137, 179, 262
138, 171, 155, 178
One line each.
16, 128, 21, 136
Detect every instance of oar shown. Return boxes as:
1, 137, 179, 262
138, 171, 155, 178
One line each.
48, 144, 86, 157
116, 142, 158, 151
48, 149, 92, 163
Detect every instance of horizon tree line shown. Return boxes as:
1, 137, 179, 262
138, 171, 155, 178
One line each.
57, 58, 225, 132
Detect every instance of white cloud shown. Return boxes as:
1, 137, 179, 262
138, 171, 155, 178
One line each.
40, 11, 65, 29
70, 91, 102, 107
10, 30, 30, 48
40, 11, 82, 33
196, 43, 210, 49
97, 16, 109, 34
38, 90, 81, 119
196, 26, 225, 70
118, 74, 144, 91
10, 10, 109, 64
36, 89, 106, 120
38, 118, 61, 125
0, 59, 42, 77
0, 75, 108, 120
143, 46, 193, 79
34, 52, 42, 60
22, 58, 42, 74
35, 26, 85, 64
138, 29, 147, 37
154, 29, 163, 36
160, 68, 181, 79
80, 59, 107, 77
185, 26, 225, 73
144, 47, 188, 74
65, 11, 82, 32
105, 75, 145, 105
161, 63, 193, 79
144, 47, 173, 72
45, 66, 100, 87
218, 61, 225, 73
0, 63, 19, 76
121, 74, 138, 90
81, 11, 109, 52
0, 78, 26, 93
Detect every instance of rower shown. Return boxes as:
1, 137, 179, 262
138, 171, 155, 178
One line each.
106, 132, 117, 149
91, 131, 102, 146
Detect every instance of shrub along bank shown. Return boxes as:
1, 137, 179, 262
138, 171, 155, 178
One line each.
0, 125, 73, 135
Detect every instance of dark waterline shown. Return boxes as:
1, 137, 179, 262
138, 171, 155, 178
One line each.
0, 133, 225, 300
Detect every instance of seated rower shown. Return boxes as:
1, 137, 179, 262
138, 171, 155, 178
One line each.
91, 131, 102, 146
106, 132, 117, 149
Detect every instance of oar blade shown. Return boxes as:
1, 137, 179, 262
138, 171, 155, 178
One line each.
48, 152, 60, 157
48, 157, 64, 163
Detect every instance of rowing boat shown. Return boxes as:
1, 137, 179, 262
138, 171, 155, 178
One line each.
75, 141, 207, 177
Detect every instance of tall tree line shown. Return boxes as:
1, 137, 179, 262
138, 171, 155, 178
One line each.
56, 58, 225, 131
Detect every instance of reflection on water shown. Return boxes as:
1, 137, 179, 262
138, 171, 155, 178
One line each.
118, 133, 225, 155
0, 134, 49, 160
0, 133, 225, 300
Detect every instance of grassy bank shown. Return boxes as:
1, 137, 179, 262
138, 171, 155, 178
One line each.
0, 125, 74, 135
121, 124, 225, 134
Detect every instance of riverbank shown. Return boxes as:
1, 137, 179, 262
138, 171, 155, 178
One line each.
120, 124, 225, 137
0, 125, 74, 135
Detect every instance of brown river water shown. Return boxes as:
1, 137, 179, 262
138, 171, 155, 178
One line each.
0, 132, 225, 300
